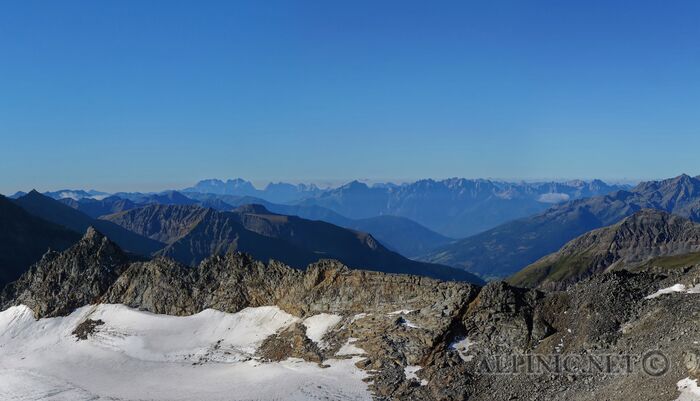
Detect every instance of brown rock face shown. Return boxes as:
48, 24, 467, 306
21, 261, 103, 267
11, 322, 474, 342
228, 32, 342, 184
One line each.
1, 227, 130, 318
258, 323, 323, 363
104, 254, 478, 318
511, 209, 700, 289
463, 281, 551, 353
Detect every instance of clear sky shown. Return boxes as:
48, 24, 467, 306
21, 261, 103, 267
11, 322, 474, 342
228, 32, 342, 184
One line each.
1, 0, 699, 194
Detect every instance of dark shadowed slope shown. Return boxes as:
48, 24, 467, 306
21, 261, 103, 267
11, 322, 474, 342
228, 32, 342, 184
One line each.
13, 191, 164, 256
105, 203, 319, 267
100, 203, 210, 244
183, 192, 451, 256
228, 201, 452, 257
226, 204, 479, 282
344, 215, 452, 257
509, 210, 700, 289
421, 174, 700, 280
103, 204, 483, 283
0, 195, 80, 286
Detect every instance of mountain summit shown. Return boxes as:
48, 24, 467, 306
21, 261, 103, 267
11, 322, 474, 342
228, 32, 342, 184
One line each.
1, 227, 130, 317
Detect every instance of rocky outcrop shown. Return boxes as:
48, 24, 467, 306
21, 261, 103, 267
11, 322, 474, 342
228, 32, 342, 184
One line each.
0, 227, 130, 318
104, 254, 478, 318
462, 281, 551, 352
511, 209, 700, 289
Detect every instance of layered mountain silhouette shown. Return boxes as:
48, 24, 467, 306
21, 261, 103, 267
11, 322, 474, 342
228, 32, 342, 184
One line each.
13, 191, 163, 257
188, 194, 453, 257
509, 209, 700, 289
295, 178, 628, 237
101, 204, 482, 283
64, 190, 452, 258
0, 195, 80, 286
35, 178, 629, 242
59, 191, 200, 218
422, 174, 700, 279
61, 195, 137, 218
183, 178, 322, 203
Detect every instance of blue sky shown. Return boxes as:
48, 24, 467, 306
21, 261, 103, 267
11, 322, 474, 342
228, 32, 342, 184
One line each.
1, 0, 699, 193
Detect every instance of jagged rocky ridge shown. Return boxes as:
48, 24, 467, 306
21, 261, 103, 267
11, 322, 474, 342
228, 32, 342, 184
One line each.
511, 209, 700, 289
1, 227, 131, 317
1, 228, 699, 400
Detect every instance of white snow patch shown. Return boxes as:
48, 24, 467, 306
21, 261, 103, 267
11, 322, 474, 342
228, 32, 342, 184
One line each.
675, 377, 700, 401
303, 313, 342, 346
86, 304, 299, 362
387, 309, 414, 315
336, 337, 366, 356
687, 284, 700, 294
399, 317, 420, 329
404, 365, 428, 386
555, 336, 565, 353
645, 284, 700, 299
0, 304, 372, 401
351, 313, 370, 323
449, 337, 475, 362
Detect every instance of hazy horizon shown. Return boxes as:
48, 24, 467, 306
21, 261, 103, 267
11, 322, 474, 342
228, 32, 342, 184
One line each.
2, 1, 699, 194
6, 174, 690, 196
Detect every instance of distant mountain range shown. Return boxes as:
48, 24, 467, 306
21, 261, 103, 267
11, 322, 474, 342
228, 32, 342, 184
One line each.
10, 189, 110, 201
183, 178, 323, 203
54, 190, 451, 258
181, 192, 453, 257
13, 177, 628, 240
180, 177, 630, 237
292, 178, 630, 237
421, 174, 700, 279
